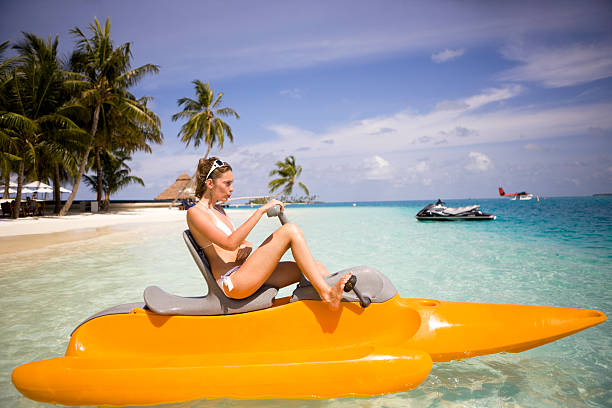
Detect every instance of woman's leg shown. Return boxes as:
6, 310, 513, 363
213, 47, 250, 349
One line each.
263, 260, 329, 288
228, 223, 351, 310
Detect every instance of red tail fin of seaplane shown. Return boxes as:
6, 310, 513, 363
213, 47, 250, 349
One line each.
498, 187, 506, 196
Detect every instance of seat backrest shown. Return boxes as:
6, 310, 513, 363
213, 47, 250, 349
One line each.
182, 229, 224, 299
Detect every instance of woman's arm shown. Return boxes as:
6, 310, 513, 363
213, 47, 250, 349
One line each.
188, 200, 283, 251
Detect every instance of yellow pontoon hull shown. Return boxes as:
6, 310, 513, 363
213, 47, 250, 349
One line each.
12, 295, 606, 406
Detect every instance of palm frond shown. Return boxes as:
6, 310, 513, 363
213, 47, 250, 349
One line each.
215, 107, 240, 119
0, 112, 39, 133
267, 178, 285, 192
298, 181, 309, 196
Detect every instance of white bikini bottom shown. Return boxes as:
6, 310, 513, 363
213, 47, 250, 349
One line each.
216, 265, 240, 295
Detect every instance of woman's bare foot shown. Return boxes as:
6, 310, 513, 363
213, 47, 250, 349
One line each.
321, 273, 353, 311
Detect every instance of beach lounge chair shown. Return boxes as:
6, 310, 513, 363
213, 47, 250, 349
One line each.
1, 201, 11, 217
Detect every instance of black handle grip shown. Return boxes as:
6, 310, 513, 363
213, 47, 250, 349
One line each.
343, 275, 371, 308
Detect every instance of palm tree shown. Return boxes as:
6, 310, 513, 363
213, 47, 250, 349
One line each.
83, 149, 144, 209
0, 33, 79, 218
268, 155, 310, 199
0, 40, 22, 199
33, 126, 83, 213
59, 17, 161, 216
172, 80, 239, 158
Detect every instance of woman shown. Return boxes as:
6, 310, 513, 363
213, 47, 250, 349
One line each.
186, 157, 351, 310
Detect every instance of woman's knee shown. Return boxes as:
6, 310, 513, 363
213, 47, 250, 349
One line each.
279, 222, 303, 238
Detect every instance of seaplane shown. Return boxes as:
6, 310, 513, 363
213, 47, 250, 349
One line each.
499, 186, 534, 200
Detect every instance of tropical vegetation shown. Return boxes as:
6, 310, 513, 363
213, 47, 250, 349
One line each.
83, 149, 144, 209
0, 17, 162, 218
172, 80, 239, 159
268, 155, 313, 202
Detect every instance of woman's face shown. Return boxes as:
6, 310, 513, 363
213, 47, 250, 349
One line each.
210, 170, 234, 202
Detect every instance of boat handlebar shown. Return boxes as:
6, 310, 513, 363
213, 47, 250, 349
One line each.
266, 205, 288, 225
343, 275, 371, 308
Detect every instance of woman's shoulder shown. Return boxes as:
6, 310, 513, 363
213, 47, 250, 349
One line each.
188, 203, 218, 224
214, 204, 227, 214
186, 204, 206, 222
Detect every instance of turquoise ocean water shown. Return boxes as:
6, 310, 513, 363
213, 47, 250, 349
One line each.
1, 196, 610, 407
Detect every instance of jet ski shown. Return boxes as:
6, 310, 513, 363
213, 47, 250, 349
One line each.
12, 207, 605, 406
416, 199, 496, 221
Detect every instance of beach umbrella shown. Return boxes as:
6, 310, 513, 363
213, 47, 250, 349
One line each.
59, 186, 72, 194
32, 186, 53, 200
7, 187, 34, 195
24, 181, 52, 189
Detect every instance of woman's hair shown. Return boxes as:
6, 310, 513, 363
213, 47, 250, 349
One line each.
195, 156, 232, 198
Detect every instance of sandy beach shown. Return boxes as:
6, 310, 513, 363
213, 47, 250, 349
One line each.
0, 208, 187, 255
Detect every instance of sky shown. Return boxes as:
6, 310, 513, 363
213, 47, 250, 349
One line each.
2, 0, 612, 201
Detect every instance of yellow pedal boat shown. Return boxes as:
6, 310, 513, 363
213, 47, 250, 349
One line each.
12, 229, 607, 406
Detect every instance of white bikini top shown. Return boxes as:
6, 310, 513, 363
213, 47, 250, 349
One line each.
200, 205, 235, 249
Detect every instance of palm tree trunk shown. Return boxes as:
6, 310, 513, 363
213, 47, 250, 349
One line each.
12, 160, 24, 219
3, 176, 9, 199
95, 146, 103, 209
53, 163, 61, 214
204, 144, 211, 160
59, 104, 100, 217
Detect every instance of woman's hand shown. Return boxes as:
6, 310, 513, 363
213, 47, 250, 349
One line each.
259, 199, 284, 214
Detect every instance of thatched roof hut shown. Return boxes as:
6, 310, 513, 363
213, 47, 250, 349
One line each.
154, 173, 196, 200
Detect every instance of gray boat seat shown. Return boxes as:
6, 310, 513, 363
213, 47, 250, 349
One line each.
144, 230, 278, 315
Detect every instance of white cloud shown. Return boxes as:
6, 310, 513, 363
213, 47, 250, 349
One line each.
439, 126, 479, 138
90, 2, 611, 84
413, 160, 429, 173
388, 159, 432, 187
254, 87, 611, 160
131, 151, 200, 188
523, 143, 543, 151
432, 48, 465, 63
499, 42, 612, 87
280, 88, 302, 99
462, 85, 524, 110
465, 152, 493, 172
363, 155, 392, 180
435, 100, 470, 111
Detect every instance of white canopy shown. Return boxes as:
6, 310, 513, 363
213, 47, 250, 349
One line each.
7, 187, 34, 194
6, 181, 71, 196
24, 181, 52, 189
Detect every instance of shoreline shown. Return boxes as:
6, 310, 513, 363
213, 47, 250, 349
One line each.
0, 207, 187, 237
0, 208, 188, 254
0, 207, 253, 255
